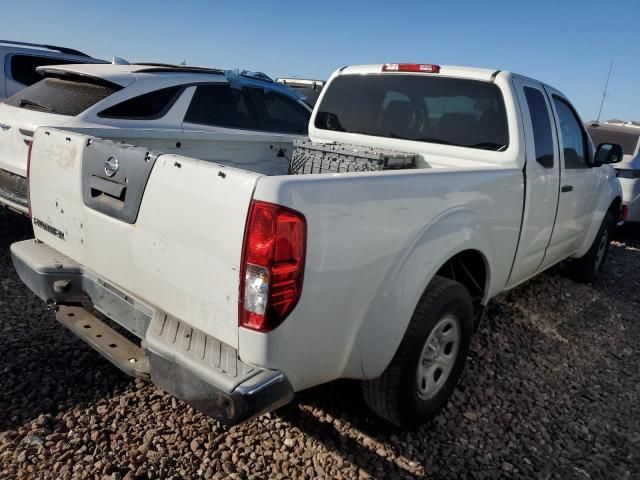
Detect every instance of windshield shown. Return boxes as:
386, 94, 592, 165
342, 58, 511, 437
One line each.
4, 77, 121, 116
315, 74, 509, 151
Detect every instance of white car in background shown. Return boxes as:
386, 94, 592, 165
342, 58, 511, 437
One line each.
0, 63, 312, 214
0, 40, 105, 100
587, 121, 640, 222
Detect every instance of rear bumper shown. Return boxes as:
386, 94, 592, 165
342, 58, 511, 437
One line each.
10, 239, 294, 425
624, 200, 640, 223
0, 168, 29, 215
619, 178, 640, 223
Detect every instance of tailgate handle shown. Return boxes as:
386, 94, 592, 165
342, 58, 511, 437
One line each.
90, 176, 126, 201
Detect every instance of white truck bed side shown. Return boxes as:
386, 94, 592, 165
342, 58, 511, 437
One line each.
240, 167, 522, 388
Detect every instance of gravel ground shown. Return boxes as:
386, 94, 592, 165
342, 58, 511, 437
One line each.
0, 207, 639, 480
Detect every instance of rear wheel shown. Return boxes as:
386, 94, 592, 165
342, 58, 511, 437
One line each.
362, 276, 474, 428
567, 211, 615, 283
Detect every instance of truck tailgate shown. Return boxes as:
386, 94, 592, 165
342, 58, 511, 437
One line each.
28, 128, 262, 348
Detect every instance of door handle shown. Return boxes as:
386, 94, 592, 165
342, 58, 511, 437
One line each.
90, 175, 126, 200
561, 185, 573, 193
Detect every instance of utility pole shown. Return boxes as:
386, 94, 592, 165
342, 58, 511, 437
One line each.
596, 59, 614, 122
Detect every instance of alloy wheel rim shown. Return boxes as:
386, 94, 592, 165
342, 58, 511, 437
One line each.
416, 314, 461, 401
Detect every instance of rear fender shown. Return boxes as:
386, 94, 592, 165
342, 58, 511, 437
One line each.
342, 208, 493, 379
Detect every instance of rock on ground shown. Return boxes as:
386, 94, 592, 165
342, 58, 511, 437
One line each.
0, 209, 639, 479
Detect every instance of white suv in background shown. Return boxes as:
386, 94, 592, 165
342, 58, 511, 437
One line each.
587, 121, 640, 222
0, 40, 105, 100
0, 63, 312, 213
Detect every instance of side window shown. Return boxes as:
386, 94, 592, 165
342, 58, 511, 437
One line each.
98, 86, 182, 119
184, 85, 257, 129
523, 87, 554, 168
9, 55, 82, 87
553, 97, 587, 169
258, 91, 310, 134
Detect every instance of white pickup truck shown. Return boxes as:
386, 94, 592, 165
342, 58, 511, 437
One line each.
12, 63, 624, 428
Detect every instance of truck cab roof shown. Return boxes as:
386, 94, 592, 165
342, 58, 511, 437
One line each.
338, 64, 501, 82
336, 64, 560, 93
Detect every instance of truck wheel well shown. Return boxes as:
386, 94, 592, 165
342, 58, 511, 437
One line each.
435, 250, 487, 323
609, 197, 622, 217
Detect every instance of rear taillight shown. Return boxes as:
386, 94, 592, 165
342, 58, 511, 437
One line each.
239, 200, 306, 332
382, 63, 441, 73
26, 141, 33, 218
620, 205, 629, 224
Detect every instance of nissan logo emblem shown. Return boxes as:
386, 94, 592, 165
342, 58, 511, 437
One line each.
104, 156, 119, 177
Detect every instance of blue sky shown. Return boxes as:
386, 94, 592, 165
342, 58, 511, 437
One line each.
4, 0, 639, 121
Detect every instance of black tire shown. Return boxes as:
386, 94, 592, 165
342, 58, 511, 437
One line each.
362, 275, 474, 428
567, 211, 615, 283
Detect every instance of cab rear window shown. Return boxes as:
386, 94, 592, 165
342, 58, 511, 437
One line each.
315, 74, 509, 151
4, 77, 121, 116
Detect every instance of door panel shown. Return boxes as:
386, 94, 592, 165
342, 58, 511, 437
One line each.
507, 78, 560, 286
539, 88, 599, 269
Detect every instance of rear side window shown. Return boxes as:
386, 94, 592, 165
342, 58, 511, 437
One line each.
523, 87, 554, 168
287, 84, 323, 107
5, 77, 121, 116
553, 97, 587, 169
315, 74, 509, 151
9, 55, 82, 86
98, 86, 183, 119
254, 90, 309, 134
184, 85, 257, 129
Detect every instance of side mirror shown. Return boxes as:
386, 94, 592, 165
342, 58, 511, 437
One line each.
594, 143, 623, 166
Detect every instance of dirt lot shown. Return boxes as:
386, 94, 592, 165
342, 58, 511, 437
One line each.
0, 207, 639, 480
